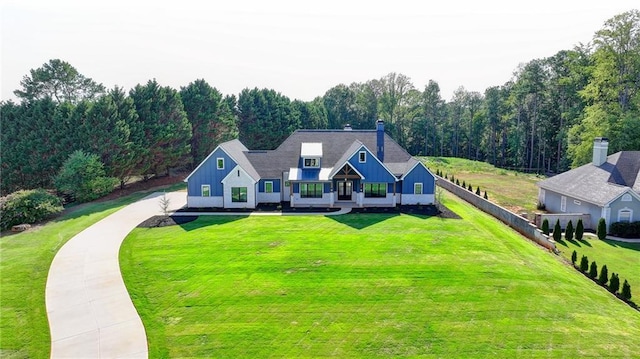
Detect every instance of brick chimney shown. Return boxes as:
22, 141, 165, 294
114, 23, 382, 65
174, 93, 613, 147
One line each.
376, 119, 384, 162
592, 137, 609, 166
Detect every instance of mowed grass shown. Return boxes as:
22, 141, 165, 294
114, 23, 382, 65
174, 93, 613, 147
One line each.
423, 157, 542, 214
0, 184, 185, 358
555, 234, 640, 300
121, 192, 640, 358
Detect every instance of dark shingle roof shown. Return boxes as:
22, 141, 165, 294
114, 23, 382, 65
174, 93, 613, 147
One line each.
244, 130, 413, 178
220, 139, 260, 181
537, 151, 640, 205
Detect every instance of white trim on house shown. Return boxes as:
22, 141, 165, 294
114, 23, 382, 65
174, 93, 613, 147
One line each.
399, 160, 435, 180
561, 196, 567, 212
359, 151, 366, 163
617, 208, 633, 223
184, 144, 225, 182
328, 144, 396, 181
622, 194, 632, 202
605, 189, 640, 207
201, 184, 211, 197
222, 165, 257, 208
216, 157, 225, 170
414, 182, 423, 195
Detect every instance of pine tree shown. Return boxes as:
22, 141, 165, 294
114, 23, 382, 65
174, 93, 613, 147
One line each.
483, 191, 488, 200
467, 184, 472, 191
579, 255, 589, 273
462, 180, 466, 188
565, 220, 574, 241
609, 273, 620, 294
553, 219, 562, 242
597, 218, 607, 240
598, 264, 608, 286
575, 219, 584, 241
588, 261, 598, 279
571, 250, 577, 266
475, 186, 481, 195
542, 218, 550, 235
621, 280, 632, 301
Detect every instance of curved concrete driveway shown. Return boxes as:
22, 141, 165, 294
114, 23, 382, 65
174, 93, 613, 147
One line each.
46, 192, 186, 358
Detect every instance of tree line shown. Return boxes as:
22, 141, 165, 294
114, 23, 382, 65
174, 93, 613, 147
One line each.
1, 10, 638, 196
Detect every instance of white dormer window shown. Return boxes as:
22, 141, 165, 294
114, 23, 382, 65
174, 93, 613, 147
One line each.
621, 194, 632, 202
359, 151, 366, 163
304, 158, 320, 168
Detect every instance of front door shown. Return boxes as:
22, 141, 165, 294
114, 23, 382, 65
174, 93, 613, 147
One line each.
337, 181, 352, 201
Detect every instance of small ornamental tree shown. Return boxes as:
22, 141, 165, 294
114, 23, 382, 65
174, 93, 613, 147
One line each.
598, 264, 609, 286
575, 219, 584, 241
542, 219, 550, 235
451, 175, 455, 182
456, 179, 460, 185
553, 219, 562, 242
597, 218, 607, 240
565, 220, 574, 241
484, 191, 488, 200
609, 273, 620, 294
475, 186, 481, 195
621, 280, 632, 301
571, 250, 577, 266
588, 261, 598, 279
462, 180, 466, 188
467, 184, 472, 191
579, 255, 589, 273
444, 173, 448, 180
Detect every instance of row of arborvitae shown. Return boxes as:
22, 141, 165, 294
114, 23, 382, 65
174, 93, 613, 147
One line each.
436, 169, 488, 200
571, 250, 635, 308
542, 218, 608, 241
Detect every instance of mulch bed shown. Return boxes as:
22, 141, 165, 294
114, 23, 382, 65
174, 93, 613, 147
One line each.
137, 215, 199, 228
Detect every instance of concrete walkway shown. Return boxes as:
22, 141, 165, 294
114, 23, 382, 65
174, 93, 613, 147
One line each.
46, 191, 352, 358
46, 192, 186, 358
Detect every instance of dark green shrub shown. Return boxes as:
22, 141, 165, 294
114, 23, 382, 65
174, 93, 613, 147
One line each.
596, 218, 607, 240
467, 184, 472, 191
609, 273, 620, 294
0, 189, 63, 231
609, 221, 640, 238
451, 175, 455, 182
455, 179, 460, 186
475, 186, 480, 195
542, 218, 550, 235
553, 219, 562, 242
565, 220, 574, 241
575, 219, 584, 241
598, 264, 608, 286
444, 174, 448, 180
621, 280, 632, 301
571, 250, 577, 266
462, 180, 466, 188
54, 150, 119, 203
483, 191, 488, 200
579, 255, 589, 273
588, 261, 598, 279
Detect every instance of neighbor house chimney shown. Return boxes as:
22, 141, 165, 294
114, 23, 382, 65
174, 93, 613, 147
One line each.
592, 137, 609, 166
343, 124, 352, 131
376, 119, 384, 162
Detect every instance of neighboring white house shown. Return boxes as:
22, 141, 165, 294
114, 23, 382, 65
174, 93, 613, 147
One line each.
537, 138, 640, 231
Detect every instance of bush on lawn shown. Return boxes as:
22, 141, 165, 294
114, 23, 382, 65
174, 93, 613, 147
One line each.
571, 250, 577, 266
542, 218, 550, 235
553, 219, 562, 242
575, 219, 584, 241
0, 189, 63, 231
483, 191, 488, 200
621, 280, 632, 301
579, 255, 589, 273
462, 180, 466, 188
475, 186, 481, 195
54, 150, 119, 203
565, 220, 574, 241
588, 261, 598, 279
609, 273, 620, 294
467, 184, 472, 191
598, 264, 609, 286
609, 221, 640, 238
597, 218, 607, 240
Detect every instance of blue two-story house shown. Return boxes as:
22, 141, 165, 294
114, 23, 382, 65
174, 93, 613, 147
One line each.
185, 120, 436, 209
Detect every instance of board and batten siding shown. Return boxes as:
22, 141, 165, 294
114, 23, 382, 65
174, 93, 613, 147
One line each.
187, 147, 236, 197
347, 145, 396, 183
257, 179, 282, 203
401, 163, 435, 205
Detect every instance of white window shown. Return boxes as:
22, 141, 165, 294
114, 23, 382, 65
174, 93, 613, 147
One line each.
621, 194, 632, 202
231, 187, 247, 202
560, 196, 566, 212
201, 184, 210, 197
414, 183, 423, 195
618, 209, 632, 223
359, 151, 366, 163
265, 181, 273, 193
216, 157, 224, 170
304, 158, 319, 168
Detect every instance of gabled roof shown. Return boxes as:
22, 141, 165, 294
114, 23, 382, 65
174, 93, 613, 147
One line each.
537, 151, 640, 206
244, 130, 413, 179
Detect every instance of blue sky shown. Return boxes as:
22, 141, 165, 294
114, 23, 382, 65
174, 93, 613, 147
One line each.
2, 0, 638, 102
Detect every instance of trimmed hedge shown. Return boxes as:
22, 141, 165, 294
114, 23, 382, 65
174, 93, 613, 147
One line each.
0, 189, 63, 231
609, 221, 640, 238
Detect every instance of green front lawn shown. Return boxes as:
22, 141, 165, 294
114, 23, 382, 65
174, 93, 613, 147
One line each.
121, 192, 640, 358
555, 233, 640, 300
0, 184, 185, 358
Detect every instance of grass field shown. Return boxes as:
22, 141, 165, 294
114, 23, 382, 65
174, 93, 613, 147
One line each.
121, 191, 640, 358
555, 234, 640, 300
423, 157, 542, 214
0, 184, 185, 358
